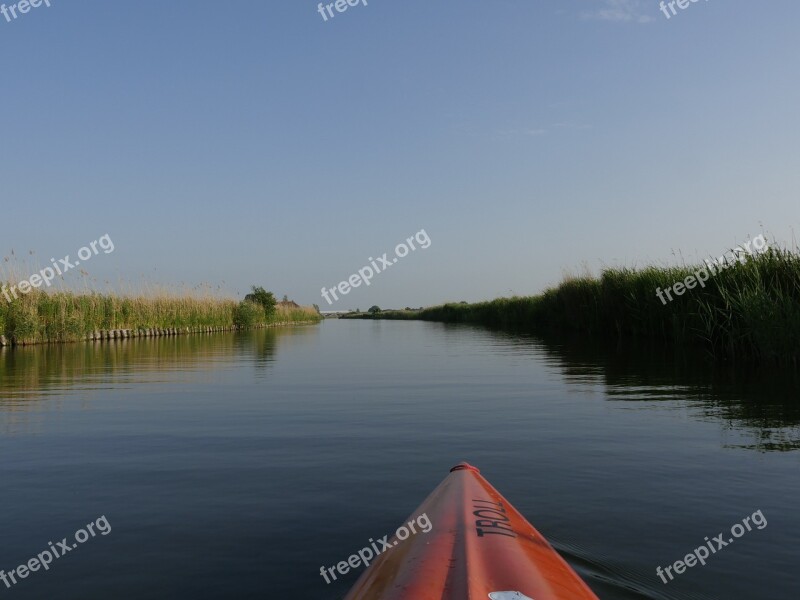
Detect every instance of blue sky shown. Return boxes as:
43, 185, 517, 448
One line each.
1, 0, 798, 309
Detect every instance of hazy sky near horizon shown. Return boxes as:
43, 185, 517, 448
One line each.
2, 0, 798, 309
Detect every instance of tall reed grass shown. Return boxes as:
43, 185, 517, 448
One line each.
0, 289, 320, 346
417, 247, 800, 366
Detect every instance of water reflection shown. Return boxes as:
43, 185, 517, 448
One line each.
1, 322, 796, 454
0, 326, 317, 423
455, 325, 800, 453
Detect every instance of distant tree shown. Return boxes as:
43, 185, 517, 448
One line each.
282, 294, 289, 302
355, 308, 361, 313
246, 286, 277, 317
368, 305, 381, 314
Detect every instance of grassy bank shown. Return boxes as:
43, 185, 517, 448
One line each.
373, 247, 800, 366
0, 288, 320, 346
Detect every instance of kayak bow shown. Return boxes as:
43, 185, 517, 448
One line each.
345, 463, 600, 600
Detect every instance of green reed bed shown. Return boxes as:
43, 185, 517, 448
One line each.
0, 289, 320, 346
417, 247, 800, 366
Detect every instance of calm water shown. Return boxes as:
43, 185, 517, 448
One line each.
1, 320, 798, 599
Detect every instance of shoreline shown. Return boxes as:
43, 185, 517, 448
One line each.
0, 320, 321, 349
342, 246, 800, 368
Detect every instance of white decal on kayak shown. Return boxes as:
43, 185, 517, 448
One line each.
488, 593, 535, 600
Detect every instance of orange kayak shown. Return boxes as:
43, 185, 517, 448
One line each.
344, 463, 600, 600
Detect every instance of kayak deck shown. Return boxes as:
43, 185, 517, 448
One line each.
345, 463, 599, 600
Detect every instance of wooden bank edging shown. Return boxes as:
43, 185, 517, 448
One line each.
0, 320, 320, 348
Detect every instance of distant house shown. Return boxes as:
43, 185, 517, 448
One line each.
278, 300, 300, 309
